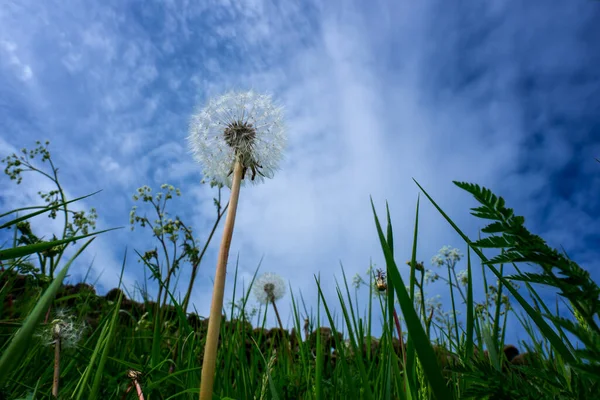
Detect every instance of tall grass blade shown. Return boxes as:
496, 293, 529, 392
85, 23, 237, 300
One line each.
89, 291, 123, 399
371, 198, 453, 400
89, 252, 127, 400
0, 190, 102, 229
0, 228, 119, 260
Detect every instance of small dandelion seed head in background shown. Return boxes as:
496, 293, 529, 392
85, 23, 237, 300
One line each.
253, 272, 286, 304
37, 309, 85, 348
188, 90, 287, 188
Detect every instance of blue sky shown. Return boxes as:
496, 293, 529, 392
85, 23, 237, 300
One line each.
1, 0, 599, 349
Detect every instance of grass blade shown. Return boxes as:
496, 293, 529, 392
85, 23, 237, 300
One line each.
0, 190, 102, 229
0, 227, 120, 261
371, 197, 454, 400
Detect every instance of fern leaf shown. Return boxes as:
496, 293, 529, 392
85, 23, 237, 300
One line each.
472, 236, 516, 249
480, 221, 507, 234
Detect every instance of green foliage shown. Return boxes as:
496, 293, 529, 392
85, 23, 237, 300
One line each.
1, 141, 100, 279
130, 182, 228, 313
1, 141, 599, 399
0, 238, 93, 387
454, 181, 600, 372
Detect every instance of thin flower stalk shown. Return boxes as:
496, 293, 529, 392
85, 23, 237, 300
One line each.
52, 325, 61, 398
271, 299, 285, 333
199, 160, 243, 400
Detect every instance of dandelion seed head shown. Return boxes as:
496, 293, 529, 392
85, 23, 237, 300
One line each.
188, 90, 286, 187
253, 272, 286, 304
37, 309, 85, 348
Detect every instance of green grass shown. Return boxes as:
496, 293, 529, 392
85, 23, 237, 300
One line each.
0, 142, 599, 399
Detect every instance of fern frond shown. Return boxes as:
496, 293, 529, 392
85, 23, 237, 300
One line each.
472, 236, 516, 249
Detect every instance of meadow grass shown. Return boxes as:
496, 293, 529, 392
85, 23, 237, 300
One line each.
0, 142, 599, 399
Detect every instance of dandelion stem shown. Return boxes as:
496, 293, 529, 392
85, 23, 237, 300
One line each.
124, 371, 145, 400
199, 160, 244, 400
134, 380, 145, 400
271, 299, 292, 360
53, 337, 61, 398
271, 300, 285, 333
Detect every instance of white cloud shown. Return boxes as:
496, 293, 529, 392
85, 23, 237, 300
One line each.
0, 39, 33, 81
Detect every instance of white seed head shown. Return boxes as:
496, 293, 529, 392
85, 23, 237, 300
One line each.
188, 90, 286, 187
253, 272, 286, 304
38, 309, 85, 348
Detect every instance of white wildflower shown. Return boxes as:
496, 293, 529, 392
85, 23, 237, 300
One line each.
352, 273, 364, 289
426, 294, 443, 311
431, 255, 444, 267
448, 248, 462, 263
424, 270, 440, 284
432, 246, 462, 267
457, 269, 469, 286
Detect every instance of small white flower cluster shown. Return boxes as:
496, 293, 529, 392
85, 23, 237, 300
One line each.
424, 269, 440, 284
431, 245, 462, 268
352, 273, 365, 289
253, 272, 286, 305
456, 269, 469, 286
228, 298, 258, 319
188, 90, 286, 188
412, 292, 445, 313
